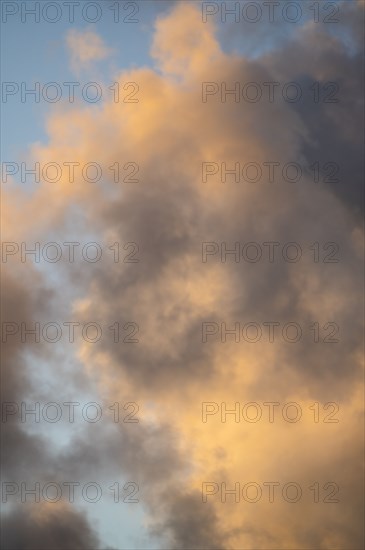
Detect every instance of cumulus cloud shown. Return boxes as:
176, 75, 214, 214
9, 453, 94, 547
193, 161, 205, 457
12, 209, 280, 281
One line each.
2, 2, 364, 549
2, 502, 100, 550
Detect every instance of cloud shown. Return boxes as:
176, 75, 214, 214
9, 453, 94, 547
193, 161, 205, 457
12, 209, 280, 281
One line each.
0, 266, 107, 549
66, 29, 113, 73
1, 502, 101, 550
3, 2, 364, 548
151, 3, 221, 76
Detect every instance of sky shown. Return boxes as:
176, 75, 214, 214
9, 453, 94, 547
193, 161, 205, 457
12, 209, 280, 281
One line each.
1, 1, 364, 549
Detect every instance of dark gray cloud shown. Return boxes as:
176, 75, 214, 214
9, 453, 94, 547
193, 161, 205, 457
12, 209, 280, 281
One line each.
1, 504, 101, 550
150, 490, 228, 550
1, 268, 104, 549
